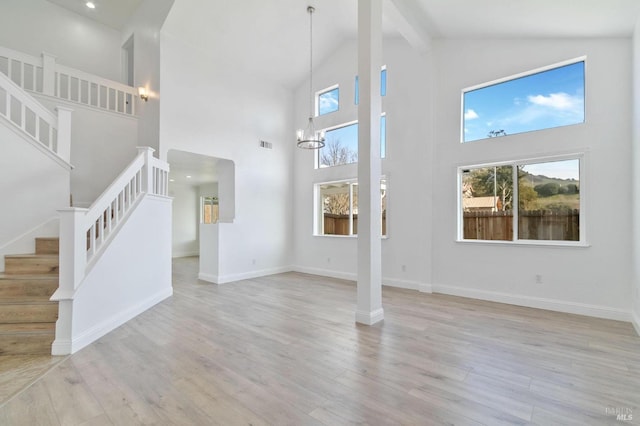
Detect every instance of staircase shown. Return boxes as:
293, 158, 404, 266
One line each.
0, 238, 59, 355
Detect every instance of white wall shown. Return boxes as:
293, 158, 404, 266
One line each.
292, 37, 433, 291
632, 20, 640, 334
121, 0, 174, 152
432, 39, 632, 320
0, 119, 70, 270
169, 182, 199, 257
0, 0, 123, 82
66, 194, 172, 354
36, 97, 139, 206
159, 14, 294, 279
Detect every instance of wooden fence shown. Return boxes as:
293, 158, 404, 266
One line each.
323, 213, 386, 236
463, 209, 579, 241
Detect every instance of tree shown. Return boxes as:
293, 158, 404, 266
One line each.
487, 129, 507, 138
534, 182, 560, 197
518, 184, 538, 210
320, 139, 357, 167
465, 166, 513, 210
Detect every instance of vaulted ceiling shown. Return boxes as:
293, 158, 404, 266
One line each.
46, 0, 640, 89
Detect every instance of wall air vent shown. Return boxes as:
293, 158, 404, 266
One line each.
259, 140, 273, 149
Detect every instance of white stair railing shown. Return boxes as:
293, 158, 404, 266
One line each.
53, 147, 169, 355
0, 69, 71, 163
58, 147, 169, 291
0, 46, 137, 116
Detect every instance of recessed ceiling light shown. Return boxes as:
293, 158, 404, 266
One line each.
86, 2, 96, 9
169, 179, 175, 182
186, 175, 192, 179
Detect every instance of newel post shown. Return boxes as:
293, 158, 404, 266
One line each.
58, 208, 88, 292
51, 207, 88, 355
56, 106, 73, 163
137, 146, 155, 194
41, 52, 57, 97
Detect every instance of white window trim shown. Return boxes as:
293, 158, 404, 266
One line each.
314, 177, 388, 239
316, 84, 340, 117
460, 56, 587, 143
456, 152, 588, 247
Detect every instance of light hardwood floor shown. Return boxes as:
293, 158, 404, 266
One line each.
1, 256, 638, 425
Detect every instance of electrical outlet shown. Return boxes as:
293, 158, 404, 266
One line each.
327, 257, 331, 263
535, 274, 543, 284
401, 264, 406, 272
252, 259, 256, 265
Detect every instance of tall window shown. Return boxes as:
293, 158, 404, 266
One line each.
316, 179, 387, 236
201, 196, 218, 224
317, 86, 339, 115
318, 115, 386, 168
460, 157, 582, 243
462, 59, 585, 142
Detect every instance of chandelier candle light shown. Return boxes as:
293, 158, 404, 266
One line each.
297, 6, 325, 149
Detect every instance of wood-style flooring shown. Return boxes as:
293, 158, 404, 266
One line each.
0, 256, 638, 425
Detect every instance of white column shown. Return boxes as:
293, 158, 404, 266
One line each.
356, 0, 384, 325
41, 52, 57, 96
56, 106, 73, 163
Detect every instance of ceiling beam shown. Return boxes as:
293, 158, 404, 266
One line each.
384, 0, 433, 52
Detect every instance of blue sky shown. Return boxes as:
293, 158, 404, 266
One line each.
319, 116, 386, 167
463, 61, 584, 142
521, 159, 579, 181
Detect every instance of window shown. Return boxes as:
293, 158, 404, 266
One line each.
201, 196, 218, 224
355, 67, 387, 105
317, 86, 339, 115
318, 115, 386, 168
316, 179, 387, 236
460, 157, 582, 243
462, 59, 585, 142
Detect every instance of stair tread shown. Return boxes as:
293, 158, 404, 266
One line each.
5, 254, 58, 259
0, 273, 58, 280
0, 297, 56, 304
0, 323, 55, 333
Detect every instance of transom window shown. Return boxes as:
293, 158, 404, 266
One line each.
355, 66, 387, 104
316, 179, 387, 237
460, 156, 583, 244
317, 86, 339, 115
462, 59, 585, 142
317, 115, 386, 168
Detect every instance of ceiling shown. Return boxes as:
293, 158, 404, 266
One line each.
167, 150, 220, 186
46, 0, 143, 30
45, 0, 640, 183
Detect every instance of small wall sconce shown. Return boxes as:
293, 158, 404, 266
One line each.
138, 87, 149, 102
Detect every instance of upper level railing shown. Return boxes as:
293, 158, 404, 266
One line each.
0, 69, 71, 164
0, 46, 137, 116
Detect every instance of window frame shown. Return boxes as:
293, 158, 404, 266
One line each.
457, 153, 587, 247
460, 56, 586, 143
316, 84, 340, 116
315, 113, 387, 169
314, 177, 388, 238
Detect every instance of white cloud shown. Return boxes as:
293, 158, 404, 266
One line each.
527, 92, 579, 110
464, 109, 479, 120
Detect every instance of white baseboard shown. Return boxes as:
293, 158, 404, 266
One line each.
198, 272, 219, 283
292, 266, 428, 291
172, 250, 199, 258
432, 283, 631, 322
632, 308, 640, 337
199, 266, 293, 285
69, 286, 173, 354
356, 308, 385, 325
